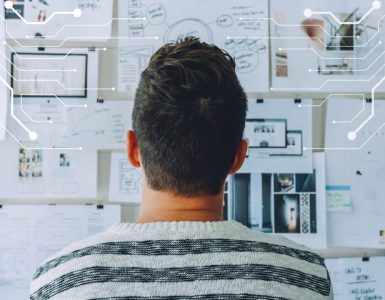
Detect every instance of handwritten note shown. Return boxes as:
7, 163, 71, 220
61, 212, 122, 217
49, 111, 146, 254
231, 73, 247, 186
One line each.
326, 257, 385, 300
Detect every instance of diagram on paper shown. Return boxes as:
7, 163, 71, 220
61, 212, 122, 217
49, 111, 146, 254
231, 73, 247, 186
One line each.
119, 0, 269, 92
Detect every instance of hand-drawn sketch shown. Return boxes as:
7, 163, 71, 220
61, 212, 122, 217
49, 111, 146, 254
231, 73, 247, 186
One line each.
119, 0, 269, 92
11, 53, 87, 97
109, 152, 142, 203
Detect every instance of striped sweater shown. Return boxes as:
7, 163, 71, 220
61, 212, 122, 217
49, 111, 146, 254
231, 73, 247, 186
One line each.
30, 221, 332, 300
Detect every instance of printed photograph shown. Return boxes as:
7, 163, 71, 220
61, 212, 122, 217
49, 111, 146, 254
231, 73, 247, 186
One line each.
31, 150, 43, 178
274, 173, 295, 193
274, 194, 300, 233
18, 148, 30, 178
59, 153, 70, 167
296, 171, 316, 193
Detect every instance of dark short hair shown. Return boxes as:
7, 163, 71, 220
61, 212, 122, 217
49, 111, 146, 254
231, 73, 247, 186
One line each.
133, 37, 247, 196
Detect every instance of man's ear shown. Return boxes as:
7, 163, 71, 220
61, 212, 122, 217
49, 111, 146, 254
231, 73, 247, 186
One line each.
127, 130, 141, 168
228, 139, 248, 174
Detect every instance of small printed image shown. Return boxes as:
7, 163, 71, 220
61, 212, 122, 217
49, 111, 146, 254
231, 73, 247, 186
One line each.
254, 124, 275, 134
296, 171, 316, 192
274, 194, 300, 233
31, 150, 43, 178
274, 174, 295, 193
19, 149, 31, 177
380, 230, 385, 244
59, 153, 70, 167
4, 0, 25, 19
275, 50, 288, 77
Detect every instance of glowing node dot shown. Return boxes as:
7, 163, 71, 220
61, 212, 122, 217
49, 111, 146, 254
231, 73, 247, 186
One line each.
298, 104, 302, 108
303, 8, 312, 17
29, 131, 38, 141
379, 41, 383, 44
347, 131, 356, 141
4, 1, 13, 9
73, 8, 82, 17
3, 41, 6, 44
373, 0, 381, 9
79, 147, 83, 151
73, 69, 77, 72
308, 68, 312, 72
50, 120, 53, 124
103, 48, 107, 51
332, 120, 336, 124
84, 104, 87, 108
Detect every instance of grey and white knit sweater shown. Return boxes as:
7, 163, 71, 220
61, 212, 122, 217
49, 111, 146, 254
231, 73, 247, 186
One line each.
30, 220, 332, 300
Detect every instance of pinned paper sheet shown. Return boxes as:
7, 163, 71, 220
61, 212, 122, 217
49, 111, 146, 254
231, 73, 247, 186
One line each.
325, 257, 385, 300
0, 106, 97, 199
248, 152, 327, 249
239, 99, 313, 174
5, 0, 113, 41
270, 0, 385, 92
68, 100, 134, 150
0, 205, 120, 300
326, 97, 385, 248
109, 152, 142, 203
118, 0, 269, 93
326, 185, 352, 211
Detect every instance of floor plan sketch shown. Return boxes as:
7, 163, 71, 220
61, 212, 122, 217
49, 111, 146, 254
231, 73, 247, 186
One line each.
109, 152, 142, 203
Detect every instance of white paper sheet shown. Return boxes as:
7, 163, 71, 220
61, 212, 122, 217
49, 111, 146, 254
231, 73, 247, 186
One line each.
118, 0, 269, 93
0, 105, 97, 199
239, 99, 313, 173
326, 97, 385, 248
325, 257, 385, 300
4, 0, 113, 41
9, 48, 99, 105
0, 204, 120, 300
109, 152, 142, 203
68, 100, 134, 150
248, 152, 327, 249
270, 0, 385, 92
0, 9, 8, 140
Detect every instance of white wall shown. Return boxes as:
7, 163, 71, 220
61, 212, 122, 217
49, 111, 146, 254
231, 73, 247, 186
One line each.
2, 0, 384, 259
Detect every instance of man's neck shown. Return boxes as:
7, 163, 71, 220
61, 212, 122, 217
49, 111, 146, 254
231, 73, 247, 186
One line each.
136, 185, 224, 223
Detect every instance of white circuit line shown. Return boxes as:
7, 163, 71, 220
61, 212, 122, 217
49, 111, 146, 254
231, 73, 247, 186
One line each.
0, 62, 114, 91
310, 49, 385, 72
39, 17, 146, 39
270, 58, 385, 91
333, 97, 366, 124
0, 122, 82, 150
239, 15, 384, 41
304, 122, 385, 150
7, 3, 78, 25
299, 93, 365, 107
280, 41, 382, 61
0, 76, 32, 135
0, 50, 76, 72
352, 75, 385, 134
20, 95, 52, 124
307, 6, 375, 25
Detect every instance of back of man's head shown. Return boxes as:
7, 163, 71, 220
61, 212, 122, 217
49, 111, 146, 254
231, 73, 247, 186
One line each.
133, 36, 247, 197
